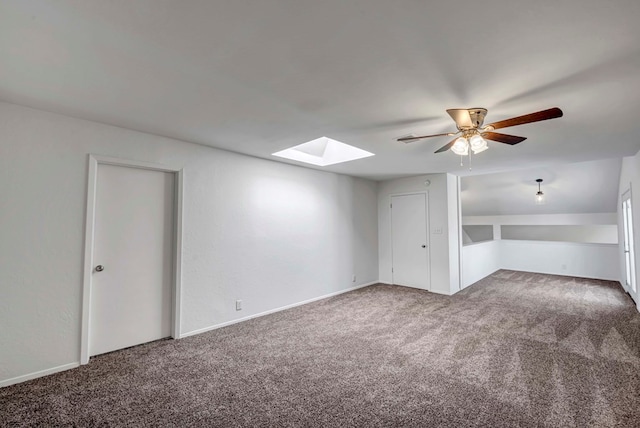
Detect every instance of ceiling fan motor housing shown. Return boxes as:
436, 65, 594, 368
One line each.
464, 108, 488, 130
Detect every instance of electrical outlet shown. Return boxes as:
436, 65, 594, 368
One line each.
433, 227, 443, 234
235, 300, 242, 311
352, 274, 356, 283
561, 264, 567, 270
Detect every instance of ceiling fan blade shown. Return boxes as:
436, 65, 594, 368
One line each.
482, 132, 527, 145
446, 109, 473, 128
397, 132, 456, 143
434, 137, 459, 153
486, 107, 563, 130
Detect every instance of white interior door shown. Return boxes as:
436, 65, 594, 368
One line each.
89, 164, 174, 356
622, 190, 636, 301
391, 193, 430, 290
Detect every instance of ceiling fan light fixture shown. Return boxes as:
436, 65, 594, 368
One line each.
469, 134, 488, 154
405, 106, 563, 158
451, 137, 469, 156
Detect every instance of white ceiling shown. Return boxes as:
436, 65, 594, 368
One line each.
461, 158, 622, 216
1, 1, 640, 180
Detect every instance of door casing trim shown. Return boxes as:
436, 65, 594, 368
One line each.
80, 155, 184, 364
621, 185, 637, 305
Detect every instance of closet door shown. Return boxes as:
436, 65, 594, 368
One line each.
391, 193, 430, 290
90, 163, 174, 356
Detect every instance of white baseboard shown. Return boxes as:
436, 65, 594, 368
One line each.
0, 362, 79, 388
180, 281, 378, 338
429, 288, 452, 296
500, 267, 619, 282
375, 282, 453, 296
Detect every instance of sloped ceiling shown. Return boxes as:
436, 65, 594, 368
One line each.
461, 158, 622, 215
1, 1, 639, 180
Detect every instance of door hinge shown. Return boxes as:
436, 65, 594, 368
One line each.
391, 267, 394, 273
390, 203, 392, 208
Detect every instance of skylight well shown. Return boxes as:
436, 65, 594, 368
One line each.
272, 137, 374, 166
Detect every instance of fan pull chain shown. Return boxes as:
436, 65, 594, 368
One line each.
468, 150, 472, 171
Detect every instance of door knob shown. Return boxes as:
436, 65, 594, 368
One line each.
421, 245, 426, 248
95, 265, 105, 272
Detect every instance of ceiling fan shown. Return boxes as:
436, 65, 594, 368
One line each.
397, 107, 563, 155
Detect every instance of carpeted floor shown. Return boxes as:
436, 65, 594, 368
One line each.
2, 270, 640, 427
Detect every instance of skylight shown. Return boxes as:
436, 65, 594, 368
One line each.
272, 137, 374, 166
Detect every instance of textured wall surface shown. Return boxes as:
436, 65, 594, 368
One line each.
0, 102, 379, 385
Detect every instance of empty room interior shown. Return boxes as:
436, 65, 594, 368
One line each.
2, 1, 640, 427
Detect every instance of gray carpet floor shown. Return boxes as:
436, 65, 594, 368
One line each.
2, 270, 640, 427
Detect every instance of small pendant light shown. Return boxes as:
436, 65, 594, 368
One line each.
535, 179, 545, 205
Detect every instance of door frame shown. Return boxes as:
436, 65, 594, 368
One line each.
389, 191, 431, 290
621, 186, 637, 303
80, 155, 184, 364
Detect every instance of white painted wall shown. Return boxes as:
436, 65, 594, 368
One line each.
618, 150, 640, 307
460, 212, 621, 287
0, 102, 379, 386
462, 239, 619, 287
378, 174, 460, 295
462, 240, 500, 288
500, 241, 619, 280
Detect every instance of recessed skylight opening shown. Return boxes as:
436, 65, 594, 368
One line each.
272, 137, 374, 166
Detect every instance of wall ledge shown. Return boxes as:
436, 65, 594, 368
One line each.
501, 240, 618, 248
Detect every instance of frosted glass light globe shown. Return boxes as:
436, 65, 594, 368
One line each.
469, 134, 488, 154
451, 137, 469, 156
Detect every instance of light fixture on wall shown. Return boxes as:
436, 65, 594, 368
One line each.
535, 179, 545, 205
